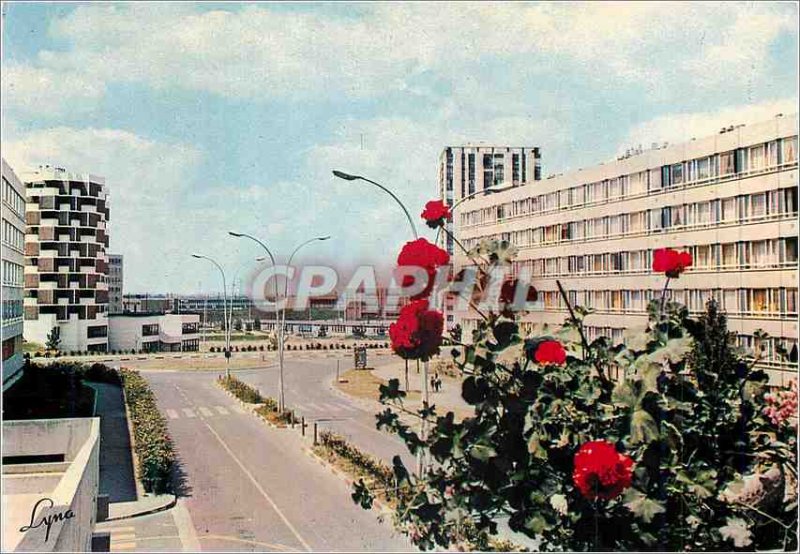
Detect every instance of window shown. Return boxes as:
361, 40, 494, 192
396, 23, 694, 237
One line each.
670, 163, 683, 186
721, 197, 737, 222
468, 154, 475, 195
719, 151, 735, 175
749, 144, 766, 171
512, 154, 520, 183
142, 324, 160, 336
751, 193, 767, 218
783, 136, 797, 164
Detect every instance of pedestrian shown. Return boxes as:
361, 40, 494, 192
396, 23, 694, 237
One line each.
436, 376, 443, 392
430, 374, 436, 393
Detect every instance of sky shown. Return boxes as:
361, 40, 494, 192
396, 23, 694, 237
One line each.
2, 1, 798, 294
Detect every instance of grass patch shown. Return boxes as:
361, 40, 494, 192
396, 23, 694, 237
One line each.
335, 368, 420, 403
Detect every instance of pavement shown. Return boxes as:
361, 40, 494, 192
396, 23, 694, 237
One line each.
141, 363, 412, 551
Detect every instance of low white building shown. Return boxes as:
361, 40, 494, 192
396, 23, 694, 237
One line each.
108, 313, 200, 352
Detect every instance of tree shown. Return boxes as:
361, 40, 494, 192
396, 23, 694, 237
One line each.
46, 327, 61, 351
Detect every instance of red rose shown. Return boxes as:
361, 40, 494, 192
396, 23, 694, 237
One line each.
533, 340, 567, 365
421, 200, 451, 228
652, 248, 692, 278
389, 299, 444, 361
573, 440, 634, 500
397, 238, 450, 299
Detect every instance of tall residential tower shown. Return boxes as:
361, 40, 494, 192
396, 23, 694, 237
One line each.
23, 166, 111, 352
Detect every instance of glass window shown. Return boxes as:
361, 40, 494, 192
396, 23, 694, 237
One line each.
783, 136, 797, 164
670, 163, 683, 186
719, 151, 734, 175
751, 193, 767, 218
697, 157, 710, 180
749, 145, 766, 170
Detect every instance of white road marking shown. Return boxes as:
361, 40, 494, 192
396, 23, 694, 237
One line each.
166, 409, 179, 419
182, 408, 196, 418
201, 420, 312, 552
215, 406, 229, 415
304, 402, 323, 412
230, 404, 246, 414
199, 407, 214, 417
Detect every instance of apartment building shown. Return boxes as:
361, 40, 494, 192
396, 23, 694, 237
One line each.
2, 159, 26, 390
22, 165, 111, 352
452, 115, 799, 385
108, 253, 124, 314
438, 146, 542, 255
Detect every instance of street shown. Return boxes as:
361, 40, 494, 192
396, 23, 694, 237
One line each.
137, 356, 412, 551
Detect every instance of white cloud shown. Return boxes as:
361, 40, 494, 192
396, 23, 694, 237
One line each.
1, 64, 105, 117
3, 2, 794, 115
619, 98, 799, 153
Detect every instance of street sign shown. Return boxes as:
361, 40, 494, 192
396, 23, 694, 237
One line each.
354, 346, 367, 369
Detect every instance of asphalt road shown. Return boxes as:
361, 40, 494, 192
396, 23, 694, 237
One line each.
144, 360, 413, 552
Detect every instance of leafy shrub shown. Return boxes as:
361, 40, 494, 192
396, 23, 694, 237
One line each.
217, 375, 263, 404
119, 368, 175, 494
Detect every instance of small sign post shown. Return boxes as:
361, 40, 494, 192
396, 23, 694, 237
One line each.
354, 346, 367, 369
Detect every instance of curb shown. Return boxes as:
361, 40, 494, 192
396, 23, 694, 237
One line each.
105, 494, 177, 522
120, 385, 147, 500
303, 446, 392, 515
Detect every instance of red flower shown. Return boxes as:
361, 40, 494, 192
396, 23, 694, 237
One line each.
389, 299, 444, 361
421, 200, 451, 228
652, 248, 692, 278
397, 238, 450, 299
533, 340, 567, 365
573, 440, 634, 500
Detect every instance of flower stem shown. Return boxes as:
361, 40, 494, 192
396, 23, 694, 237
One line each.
659, 277, 671, 315
556, 279, 610, 386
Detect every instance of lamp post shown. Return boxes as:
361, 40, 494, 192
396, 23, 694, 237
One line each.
192, 254, 231, 378
229, 231, 283, 408
333, 171, 418, 239
332, 169, 434, 473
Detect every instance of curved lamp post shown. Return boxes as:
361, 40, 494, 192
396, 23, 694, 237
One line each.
333, 170, 418, 239
192, 254, 232, 378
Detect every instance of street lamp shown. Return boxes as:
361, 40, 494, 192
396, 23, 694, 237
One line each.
332, 171, 418, 239
274, 235, 330, 411
192, 254, 232, 378
229, 231, 283, 408
450, 183, 513, 212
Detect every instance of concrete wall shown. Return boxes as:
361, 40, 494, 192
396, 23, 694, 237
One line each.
3, 418, 100, 552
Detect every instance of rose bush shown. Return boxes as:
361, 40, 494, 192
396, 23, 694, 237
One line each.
351, 202, 797, 551
397, 238, 450, 299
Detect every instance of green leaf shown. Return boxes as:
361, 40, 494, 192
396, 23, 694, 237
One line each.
469, 444, 497, 462
527, 433, 547, 459
623, 488, 666, 523
719, 517, 753, 548
648, 336, 693, 365
549, 493, 568, 515
630, 408, 659, 445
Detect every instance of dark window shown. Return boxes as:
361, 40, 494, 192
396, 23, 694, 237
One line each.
87, 325, 108, 338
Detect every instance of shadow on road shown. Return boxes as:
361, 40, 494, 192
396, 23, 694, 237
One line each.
91, 382, 138, 503
171, 454, 193, 498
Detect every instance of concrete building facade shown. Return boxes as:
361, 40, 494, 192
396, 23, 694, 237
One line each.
108, 254, 123, 314
22, 166, 110, 353
438, 146, 542, 255
2, 159, 27, 390
108, 313, 200, 352
450, 115, 799, 384
2, 418, 100, 552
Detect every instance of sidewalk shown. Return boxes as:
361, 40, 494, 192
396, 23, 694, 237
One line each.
89, 382, 138, 503
372, 360, 472, 420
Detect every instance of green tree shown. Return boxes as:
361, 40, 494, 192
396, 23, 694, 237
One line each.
46, 327, 61, 351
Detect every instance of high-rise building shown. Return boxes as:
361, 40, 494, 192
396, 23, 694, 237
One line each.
23, 165, 110, 352
451, 115, 798, 385
108, 254, 124, 314
438, 146, 542, 255
2, 159, 27, 390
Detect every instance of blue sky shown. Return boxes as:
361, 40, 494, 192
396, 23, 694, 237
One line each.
2, 1, 797, 294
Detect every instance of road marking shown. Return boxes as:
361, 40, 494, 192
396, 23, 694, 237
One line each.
199, 407, 214, 417
230, 404, 246, 413
100, 526, 135, 534
200, 420, 312, 552
166, 409, 179, 419
304, 402, 323, 411
111, 533, 136, 541
182, 408, 196, 418
215, 406, 229, 415
199, 535, 302, 551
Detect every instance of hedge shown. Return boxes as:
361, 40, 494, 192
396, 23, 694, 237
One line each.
217, 375, 264, 403
119, 368, 176, 494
